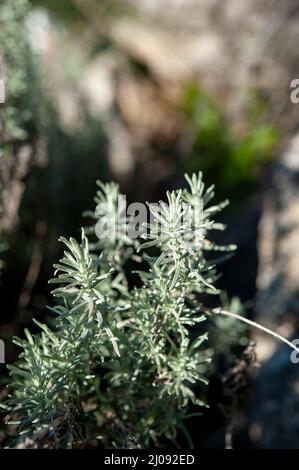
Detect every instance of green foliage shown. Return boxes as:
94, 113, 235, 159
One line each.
6, 173, 237, 448
29, 0, 129, 24
183, 84, 278, 195
84, 181, 136, 266
0, 0, 42, 144
7, 231, 119, 445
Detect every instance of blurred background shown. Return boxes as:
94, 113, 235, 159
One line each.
1, 0, 299, 448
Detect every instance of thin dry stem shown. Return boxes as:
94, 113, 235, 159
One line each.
211, 307, 299, 355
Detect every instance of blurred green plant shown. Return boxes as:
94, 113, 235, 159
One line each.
183, 84, 278, 196
29, 0, 128, 24
0, 0, 45, 146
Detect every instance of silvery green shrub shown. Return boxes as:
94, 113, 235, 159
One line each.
6, 173, 237, 448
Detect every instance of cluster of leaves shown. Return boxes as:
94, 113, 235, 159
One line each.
5, 173, 237, 448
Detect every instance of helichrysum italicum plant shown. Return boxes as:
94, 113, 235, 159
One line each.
6, 172, 293, 448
